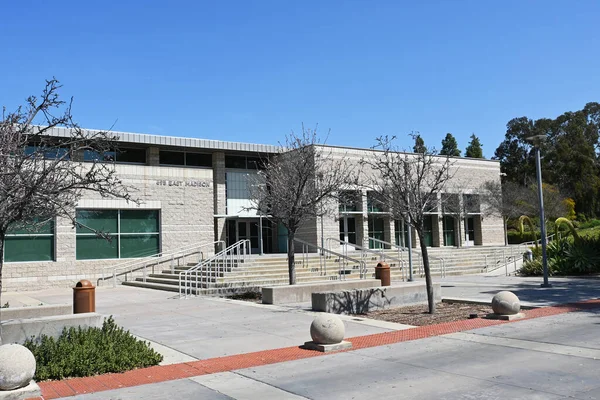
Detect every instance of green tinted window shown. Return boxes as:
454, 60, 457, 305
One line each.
76, 209, 159, 260
120, 235, 160, 258
76, 236, 119, 260
4, 220, 55, 262
7, 220, 54, 235
76, 210, 118, 233
120, 210, 159, 233
4, 236, 54, 262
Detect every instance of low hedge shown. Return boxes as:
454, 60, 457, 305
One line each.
23, 316, 163, 381
507, 231, 537, 244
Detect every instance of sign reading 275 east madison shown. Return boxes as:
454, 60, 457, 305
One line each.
156, 180, 211, 188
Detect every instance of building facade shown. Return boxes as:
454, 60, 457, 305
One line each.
3, 129, 504, 291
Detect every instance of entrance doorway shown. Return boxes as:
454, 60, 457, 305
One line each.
368, 216, 385, 249
395, 219, 410, 248
443, 216, 456, 246
423, 215, 434, 247
465, 217, 475, 246
226, 219, 263, 254
339, 216, 357, 247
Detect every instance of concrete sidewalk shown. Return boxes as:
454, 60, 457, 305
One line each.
6, 275, 600, 399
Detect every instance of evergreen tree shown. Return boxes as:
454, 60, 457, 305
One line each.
440, 133, 461, 156
465, 134, 484, 158
413, 134, 426, 153
493, 102, 600, 217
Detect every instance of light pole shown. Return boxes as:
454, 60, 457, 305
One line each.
526, 135, 551, 288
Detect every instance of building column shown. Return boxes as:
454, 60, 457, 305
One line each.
360, 189, 369, 248
474, 215, 483, 245
147, 147, 160, 166
213, 152, 226, 245
386, 217, 394, 248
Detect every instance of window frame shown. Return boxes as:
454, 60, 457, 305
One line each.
3, 219, 56, 263
75, 209, 161, 260
159, 150, 212, 168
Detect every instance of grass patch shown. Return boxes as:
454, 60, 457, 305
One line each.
23, 316, 163, 381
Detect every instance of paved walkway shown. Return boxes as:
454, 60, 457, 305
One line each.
5, 275, 599, 399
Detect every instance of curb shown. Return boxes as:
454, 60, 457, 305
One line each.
28, 298, 600, 400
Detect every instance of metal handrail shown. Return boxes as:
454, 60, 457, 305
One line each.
520, 233, 557, 247
326, 238, 405, 281
366, 237, 409, 269
365, 237, 449, 279
484, 247, 519, 276
294, 237, 367, 279
179, 240, 250, 298
99, 240, 225, 287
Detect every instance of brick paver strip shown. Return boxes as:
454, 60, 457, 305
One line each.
29, 299, 600, 400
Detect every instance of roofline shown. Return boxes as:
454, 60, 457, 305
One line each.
39, 126, 281, 154
36, 126, 498, 163
313, 143, 500, 164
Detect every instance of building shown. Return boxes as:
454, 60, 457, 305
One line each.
3, 128, 504, 291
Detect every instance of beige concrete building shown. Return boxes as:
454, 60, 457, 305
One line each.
3, 129, 504, 291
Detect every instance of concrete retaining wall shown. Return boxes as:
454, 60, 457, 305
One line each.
0, 304, 72, 321
312, 282, 441, 314
1, 313, 104, 344
262, 279, 382, 304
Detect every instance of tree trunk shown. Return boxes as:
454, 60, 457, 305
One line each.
287, 233, 296, 285
457, 215, 463, 247
503, 218, 508, 246
418, 231, 436, 314
0, 233, 4, 342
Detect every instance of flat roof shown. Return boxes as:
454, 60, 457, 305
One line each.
40, 126, 499, 164
41, 126, 281, 154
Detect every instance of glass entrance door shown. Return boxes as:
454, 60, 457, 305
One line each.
465, 217, 475, 246
423, 215, 434, 247
237, 220, 260, 254
339, 217, 357, 245
395, 219, 410, 248
443, 216, 456, 246
368, 216, 385, 249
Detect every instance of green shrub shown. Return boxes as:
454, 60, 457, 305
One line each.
519, 259, 544, 276
23, 316, 163, 381
577, 219, 600, 230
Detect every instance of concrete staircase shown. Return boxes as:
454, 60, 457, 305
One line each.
122, 253, 371, 295
121, 245, 528, 295
410, 245, 528, 277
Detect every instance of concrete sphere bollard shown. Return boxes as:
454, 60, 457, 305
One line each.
310, 314, 345, 345
491, 291, 521, 315
0, 344, 36, 391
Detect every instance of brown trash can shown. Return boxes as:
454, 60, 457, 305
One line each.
73, 279, 96, 314
375, 262, 391, 286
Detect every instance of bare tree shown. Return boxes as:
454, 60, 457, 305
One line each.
480, 181, 566, 244
480, 181, 528, 245
0, 79, 132, 317
247, 126, 352, 285
523, 183, 568, 222
360, 135, 455, 314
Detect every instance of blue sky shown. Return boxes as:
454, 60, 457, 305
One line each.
1, 1, 599, 157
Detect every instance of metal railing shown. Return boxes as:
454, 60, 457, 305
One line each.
179, 240, 250, 298
327, 238, 406, 281
520, 233, 558, 247
99, 241, 225, 287
484, 247, 520, 276
294, 237, 367, 280
365, 237, 447, 279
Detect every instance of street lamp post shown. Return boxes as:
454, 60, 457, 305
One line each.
526, 135, 551, 288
